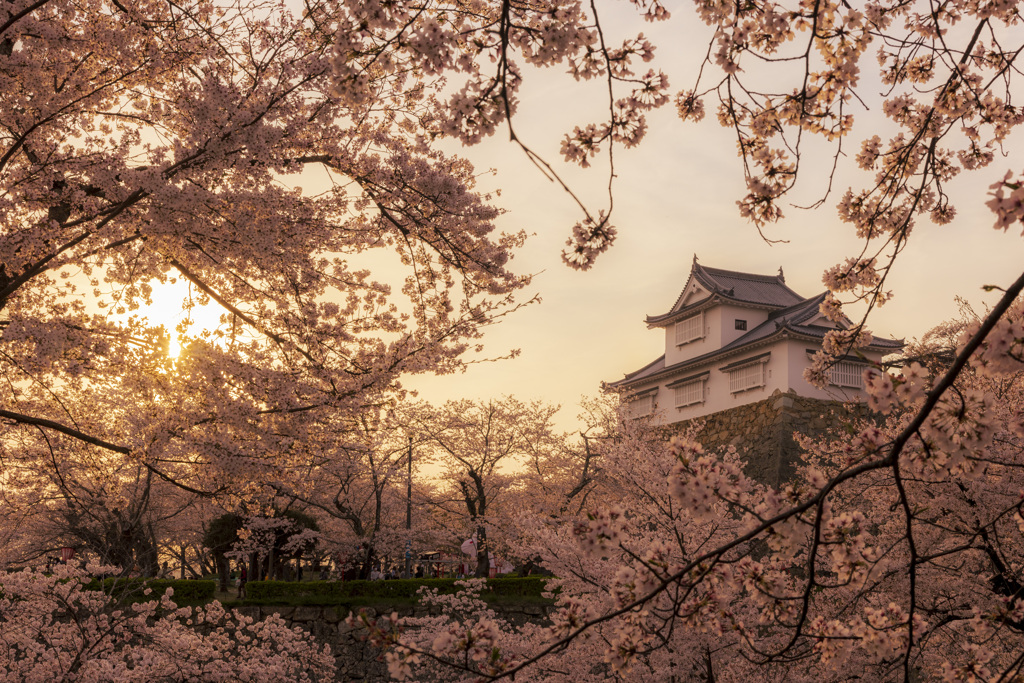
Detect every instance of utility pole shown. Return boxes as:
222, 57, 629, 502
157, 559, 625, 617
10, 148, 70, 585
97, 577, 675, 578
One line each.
405, 435, 413, 579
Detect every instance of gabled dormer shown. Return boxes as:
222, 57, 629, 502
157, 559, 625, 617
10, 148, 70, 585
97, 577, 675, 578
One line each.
672, 272, 714, 312
646, 257, 805, 367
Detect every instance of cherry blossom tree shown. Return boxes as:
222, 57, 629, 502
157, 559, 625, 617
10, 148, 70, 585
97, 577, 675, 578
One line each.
0, 0, 531, 520
227, 510, 320, 582
0, 562, 336, 681
399, 398, 566, 577
0, 430, 205, 576
264, 412, 426, 579
361, 296, 1024, 681
514, 395, 612, 519
161, 495, 224, 580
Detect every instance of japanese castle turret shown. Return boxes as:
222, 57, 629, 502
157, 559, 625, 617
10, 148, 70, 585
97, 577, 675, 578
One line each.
610, 257, 904, 425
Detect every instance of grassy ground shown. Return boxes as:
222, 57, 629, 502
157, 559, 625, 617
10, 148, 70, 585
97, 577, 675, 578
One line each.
214, 588, 242, 603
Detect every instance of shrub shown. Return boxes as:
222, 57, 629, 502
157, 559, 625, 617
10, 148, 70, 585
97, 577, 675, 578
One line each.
83, 577, 216, 605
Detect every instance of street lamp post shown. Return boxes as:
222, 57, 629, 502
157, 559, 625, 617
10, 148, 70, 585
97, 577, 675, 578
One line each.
404, 435, 413, 579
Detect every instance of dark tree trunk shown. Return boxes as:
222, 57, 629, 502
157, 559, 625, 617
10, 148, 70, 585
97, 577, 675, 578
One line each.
474, 525, 489, 578
358, 540, 376, 580
459, 470, 491, 578
216, 554, 230, 592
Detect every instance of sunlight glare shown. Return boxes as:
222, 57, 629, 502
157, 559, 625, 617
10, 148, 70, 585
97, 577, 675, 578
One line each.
145, 278, 222, 359
167, 332, 182, 359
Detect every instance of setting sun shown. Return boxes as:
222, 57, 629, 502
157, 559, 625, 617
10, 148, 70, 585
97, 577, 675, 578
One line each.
143, 278, 224, 360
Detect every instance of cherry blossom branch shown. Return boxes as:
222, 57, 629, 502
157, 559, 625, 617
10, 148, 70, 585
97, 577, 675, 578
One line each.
480, 270, 1024, 681
0, 408, 224, 497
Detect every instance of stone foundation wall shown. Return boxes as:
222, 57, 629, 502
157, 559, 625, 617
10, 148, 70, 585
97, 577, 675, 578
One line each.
233, 602, 553, 682
664, 389, 867, 486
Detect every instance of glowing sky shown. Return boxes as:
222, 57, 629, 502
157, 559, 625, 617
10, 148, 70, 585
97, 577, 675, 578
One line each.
401, 5, 1024, 432
124, 3, 1024, 434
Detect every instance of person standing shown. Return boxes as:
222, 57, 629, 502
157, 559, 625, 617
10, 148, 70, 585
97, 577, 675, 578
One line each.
237, 563, 248, 599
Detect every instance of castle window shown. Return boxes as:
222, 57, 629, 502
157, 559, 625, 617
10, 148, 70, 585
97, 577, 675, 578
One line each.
829, 360, 865, 388
630, 394, 655, 417
727, 357, 768, 393
673, 378, 706, 408
735, 319, 747, 330
675, 312, 704, 345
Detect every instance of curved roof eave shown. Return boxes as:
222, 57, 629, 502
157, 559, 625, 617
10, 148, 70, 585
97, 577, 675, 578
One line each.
612, 324, 904, 390
614, 327, 792, 389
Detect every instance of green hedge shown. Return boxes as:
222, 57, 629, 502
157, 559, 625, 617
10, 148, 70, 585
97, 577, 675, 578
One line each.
83, 578, 216, 605
246, 576, 548, 603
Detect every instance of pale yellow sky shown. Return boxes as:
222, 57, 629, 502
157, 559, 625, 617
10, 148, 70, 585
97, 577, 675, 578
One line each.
401, 5, 1024, 432
128, 2, 1024, 435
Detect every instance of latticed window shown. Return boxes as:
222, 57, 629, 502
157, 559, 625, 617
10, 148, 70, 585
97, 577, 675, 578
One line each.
674, 379, 705, 407
829, 361, 864, 388
729, 362, 765, 393
675, 312, 703, 345
630, 394, 655, 417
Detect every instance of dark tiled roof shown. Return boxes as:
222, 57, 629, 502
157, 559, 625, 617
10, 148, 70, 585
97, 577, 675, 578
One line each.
619, 355, 666, 383
648, 261, 806, 326
613, 289, 903, 390
718, 351, 771, 372
694, 264, 805, 308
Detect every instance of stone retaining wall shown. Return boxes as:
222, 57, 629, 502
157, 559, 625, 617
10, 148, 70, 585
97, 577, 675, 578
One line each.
664, 389, 868, 485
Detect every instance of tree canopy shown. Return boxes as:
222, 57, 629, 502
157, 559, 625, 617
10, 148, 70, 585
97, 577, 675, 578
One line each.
2, 0, 1024, 680
0, 0, 531, 516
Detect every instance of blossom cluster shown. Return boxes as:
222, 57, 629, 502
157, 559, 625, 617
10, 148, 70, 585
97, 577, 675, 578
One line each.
329, 0, 671, 270
347, 580, 522, 681
0, 563, 335, 681
987, 171, 1024, 234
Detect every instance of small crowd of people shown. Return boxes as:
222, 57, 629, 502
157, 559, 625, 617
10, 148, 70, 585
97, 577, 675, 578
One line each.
226, 559, 468, 592
369, 565, 426, 580
228, 561, 344, 597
